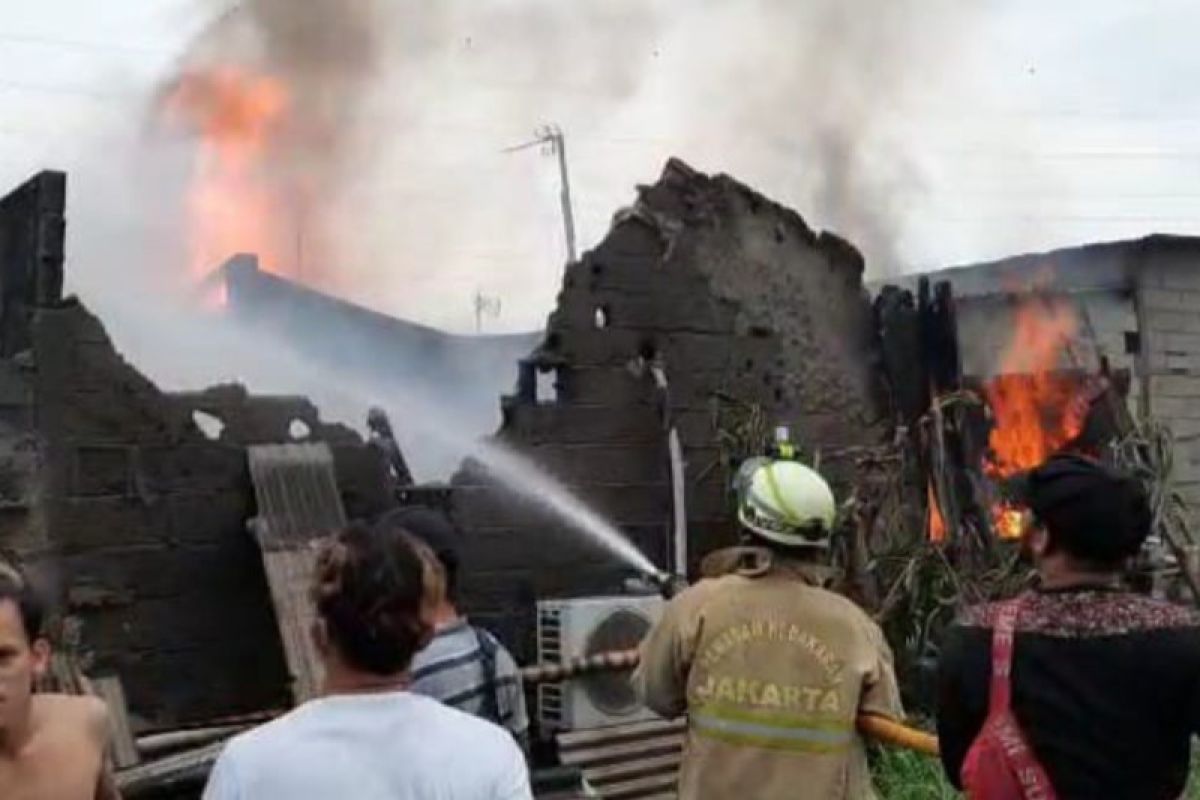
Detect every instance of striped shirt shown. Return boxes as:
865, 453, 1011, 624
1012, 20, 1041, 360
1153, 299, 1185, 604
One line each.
410, 620, 529, 743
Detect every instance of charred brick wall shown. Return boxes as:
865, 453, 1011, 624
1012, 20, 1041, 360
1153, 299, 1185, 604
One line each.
0, 171, 64, 357
28, 302, 289, 726
22, 302, 394, 726
0, 171, 394, 727
452, 160, 889, 661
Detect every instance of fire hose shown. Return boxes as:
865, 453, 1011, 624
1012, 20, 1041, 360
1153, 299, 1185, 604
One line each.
519, 648, 939, 757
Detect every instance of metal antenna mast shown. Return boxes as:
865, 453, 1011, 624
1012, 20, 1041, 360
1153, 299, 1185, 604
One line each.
504, 124, 578, 265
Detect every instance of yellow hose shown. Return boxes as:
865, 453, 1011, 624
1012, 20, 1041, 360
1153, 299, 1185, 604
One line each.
857, 713, 940, 756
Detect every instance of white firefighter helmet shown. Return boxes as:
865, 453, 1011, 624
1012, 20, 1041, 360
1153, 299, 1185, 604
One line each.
736, 459, 837, 548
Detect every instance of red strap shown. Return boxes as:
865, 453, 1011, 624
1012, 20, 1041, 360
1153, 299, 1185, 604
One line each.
986, 596, 1057, 798
988, 597, 1021, 714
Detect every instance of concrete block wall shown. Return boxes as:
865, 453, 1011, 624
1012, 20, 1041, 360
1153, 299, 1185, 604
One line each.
1137, 243, 1200, 515
0, 300, 392, 726
28, 303, 293, 726
451, 160, 889, 662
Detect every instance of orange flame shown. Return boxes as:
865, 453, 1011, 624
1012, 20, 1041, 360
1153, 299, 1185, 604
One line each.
927, 481, 946, 543
164, 67, 294, 307
983, 292, 1086, 538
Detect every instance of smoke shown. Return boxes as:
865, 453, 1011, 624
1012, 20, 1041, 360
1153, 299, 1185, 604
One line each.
149, 0, 389, 284
49, 1, 982, 479
638, 0, 977, 276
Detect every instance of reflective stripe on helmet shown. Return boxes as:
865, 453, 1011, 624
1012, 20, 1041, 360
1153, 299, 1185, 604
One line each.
763, 463, 804, 526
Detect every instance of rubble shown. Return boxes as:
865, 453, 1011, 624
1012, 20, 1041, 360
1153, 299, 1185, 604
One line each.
0, 172, 391, 727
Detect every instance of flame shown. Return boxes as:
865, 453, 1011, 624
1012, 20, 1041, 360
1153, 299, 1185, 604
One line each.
927, 481, 946, 543
163, 67, 294, 307
994, 505, 1025, 539
983, 292, 1086, 538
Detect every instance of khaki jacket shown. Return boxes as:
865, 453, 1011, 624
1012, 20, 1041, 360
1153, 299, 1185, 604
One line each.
633, 559, 903, 800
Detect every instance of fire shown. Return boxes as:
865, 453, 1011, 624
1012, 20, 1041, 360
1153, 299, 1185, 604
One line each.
983, 293, 1086, 538
163, 67, 293, 307
927, 481, 946, 543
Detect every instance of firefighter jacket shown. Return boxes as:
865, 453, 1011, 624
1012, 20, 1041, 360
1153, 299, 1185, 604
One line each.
633, 559, 903, 800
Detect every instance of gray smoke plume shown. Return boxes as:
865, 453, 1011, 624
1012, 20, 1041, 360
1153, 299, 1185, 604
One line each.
51, 0, 981, 479
639, 0, 976, 276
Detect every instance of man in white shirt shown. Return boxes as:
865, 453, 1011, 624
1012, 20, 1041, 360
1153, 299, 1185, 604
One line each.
202, 522, 531, 800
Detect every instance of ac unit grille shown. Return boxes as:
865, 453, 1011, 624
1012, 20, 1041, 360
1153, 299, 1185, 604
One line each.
538, 607, 563, 663
582, 609, 654, 716
536, 596, 665, 731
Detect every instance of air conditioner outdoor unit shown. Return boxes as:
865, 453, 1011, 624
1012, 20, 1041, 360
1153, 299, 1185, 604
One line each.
537, 595, 665, 731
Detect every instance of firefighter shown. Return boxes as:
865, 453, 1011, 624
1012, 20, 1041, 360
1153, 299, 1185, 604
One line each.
633, 457, 903, 800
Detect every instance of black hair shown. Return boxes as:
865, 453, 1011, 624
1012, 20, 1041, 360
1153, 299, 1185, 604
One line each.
374, 507, 461, 603
1024, 454, 1151, 569
311, 522, 429, 676
0, 565, 45, 643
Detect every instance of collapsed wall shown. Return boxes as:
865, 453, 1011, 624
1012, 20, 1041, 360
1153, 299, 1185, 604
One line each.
451, 159, 889, 661
0, 172, 391, 727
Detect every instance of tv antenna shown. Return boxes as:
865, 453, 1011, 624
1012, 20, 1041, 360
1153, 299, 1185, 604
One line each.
504, 124, 578, 266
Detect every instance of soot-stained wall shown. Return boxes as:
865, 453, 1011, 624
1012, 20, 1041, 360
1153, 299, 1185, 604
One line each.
451, 159, 889, 662
0, 171, 392, 728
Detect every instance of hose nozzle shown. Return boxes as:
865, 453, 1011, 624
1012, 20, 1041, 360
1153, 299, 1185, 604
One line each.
647, 570, 688, 599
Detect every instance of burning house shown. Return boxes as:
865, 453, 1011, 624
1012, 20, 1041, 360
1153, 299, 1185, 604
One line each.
3, 151, 1200, 796
901, 236, 1200, 537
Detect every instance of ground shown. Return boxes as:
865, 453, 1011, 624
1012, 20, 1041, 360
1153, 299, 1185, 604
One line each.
872, 746, 1200, 798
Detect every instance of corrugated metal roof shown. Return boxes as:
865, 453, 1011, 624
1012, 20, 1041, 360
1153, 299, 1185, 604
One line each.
248, 443, 347, 703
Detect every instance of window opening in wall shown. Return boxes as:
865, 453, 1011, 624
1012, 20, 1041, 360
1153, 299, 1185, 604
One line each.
1124, 331, 1141, 355
192, 410, 225, 441
536, 369, 558, 404
289, 419, 312, 440
594, 305, 610, 329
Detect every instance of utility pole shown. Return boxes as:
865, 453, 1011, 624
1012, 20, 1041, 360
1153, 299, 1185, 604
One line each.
474, 290, 500, 334
504, 124, 578, 265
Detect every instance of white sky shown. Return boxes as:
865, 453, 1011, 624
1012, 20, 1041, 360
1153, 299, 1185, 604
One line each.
1, 1, 1199, 336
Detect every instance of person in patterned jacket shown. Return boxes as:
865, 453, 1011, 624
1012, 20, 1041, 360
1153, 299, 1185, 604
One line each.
937, 453, 1200, 799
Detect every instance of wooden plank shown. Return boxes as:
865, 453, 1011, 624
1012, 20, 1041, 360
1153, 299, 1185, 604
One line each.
558, 734, 684, 767
116, 740, 225, 795
90, 676, 139, 769
558, 718, 682, 799
597, 773, 677, 799
558, 717, 685, 746
260, 545, 325, 702
247, 443, 347, 703
583, 753, 680, 782
137, 724, 250, 759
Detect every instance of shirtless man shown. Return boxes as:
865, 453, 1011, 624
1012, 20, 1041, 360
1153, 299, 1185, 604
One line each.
0, 567, 119, 800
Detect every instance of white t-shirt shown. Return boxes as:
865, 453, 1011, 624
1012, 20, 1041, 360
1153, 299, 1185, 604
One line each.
202, 690, 532, 800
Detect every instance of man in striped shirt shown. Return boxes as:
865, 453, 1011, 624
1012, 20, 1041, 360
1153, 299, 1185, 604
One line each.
377, 507, 530, 751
